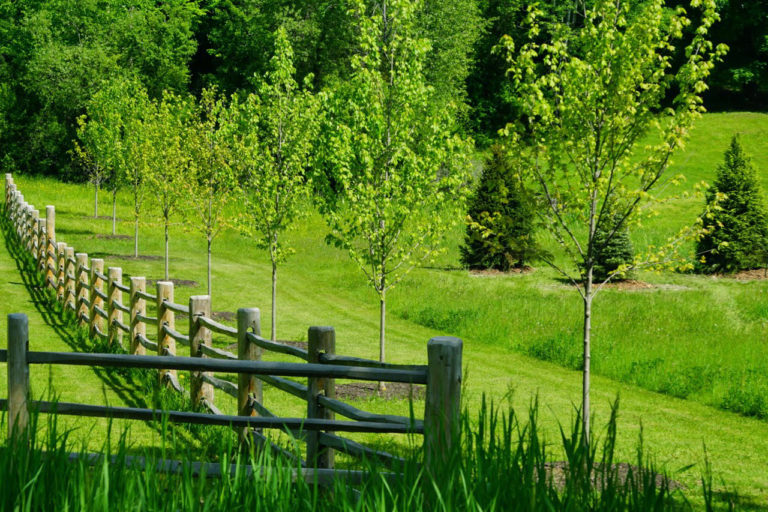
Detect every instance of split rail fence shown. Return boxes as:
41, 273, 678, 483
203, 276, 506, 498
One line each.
1, 174, 463, 476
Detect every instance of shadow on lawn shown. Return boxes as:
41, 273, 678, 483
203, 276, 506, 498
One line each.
0, 213, 181, 447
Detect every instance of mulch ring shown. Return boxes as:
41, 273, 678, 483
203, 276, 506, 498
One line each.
469, 266, 535, 277
719, 268, 768, 280
599, 279, 653, 290
336, 382, 426, 401
147, 278, 198, 287
545, 461, 683, 492
94, 234, 132, 240
114, 254, 162, 261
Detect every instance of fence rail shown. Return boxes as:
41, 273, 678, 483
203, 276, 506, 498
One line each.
2, 173, 463, 477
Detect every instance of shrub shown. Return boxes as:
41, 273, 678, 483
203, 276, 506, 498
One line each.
460, 145, 541, 271
589, 212, 635, 282
696, 135, 768, 273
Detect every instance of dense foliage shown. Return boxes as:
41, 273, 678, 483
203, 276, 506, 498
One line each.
0, 0, 764, 178
584, 213, 635, 282
460, 145, 540, 271
696, 136, 768, 273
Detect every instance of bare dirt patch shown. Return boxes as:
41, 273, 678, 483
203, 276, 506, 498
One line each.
213, 311, 235, 322
337, 382, 425, 401
600, 279, 654, 290
113, 254, 162, 261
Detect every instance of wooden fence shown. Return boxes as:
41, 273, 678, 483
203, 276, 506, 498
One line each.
1, 174, 463, 475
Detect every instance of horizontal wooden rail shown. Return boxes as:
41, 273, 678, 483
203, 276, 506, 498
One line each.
0, 400, 417, 434
201, 374, 237, 398
112, 300, 130, 314
93, 270, 108, 281
113, 281, 130, 293
317, 395, 421, 428
10, 351, 428, 384
319, 353, 427, 372
257, 375, 308, 400
319, 432, 405, 467
199, 344, 237, 360
135, 313, 158, 326
163, 299, 189, 315
135, 290, 156, 302
136, 334, 158, 351
245, 332, 309, 361
162, 324, 190, 346
197, 316, 237, 337
93, 305, 108, 320
112, 318, 130, 333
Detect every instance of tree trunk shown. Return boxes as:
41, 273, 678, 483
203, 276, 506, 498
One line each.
207, 236, 213, 299
94, 182, 99, 218
134, 216, 139, 258
271, 259, 277, 342
582, 269, 593, 448
378, 289, 386, 392
111, 191, 117, 236
164, 218, 169, 281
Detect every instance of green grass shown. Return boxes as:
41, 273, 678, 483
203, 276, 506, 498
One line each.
3, 112, 768, 507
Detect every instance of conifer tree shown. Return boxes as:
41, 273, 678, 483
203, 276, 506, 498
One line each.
588, 212, 634, 282
461, 145, 539, 271
696, 136, 768, 273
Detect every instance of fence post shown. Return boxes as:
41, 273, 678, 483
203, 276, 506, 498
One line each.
56, 242, 66, 301
424, 336, 463, 476
307, 326, 336, 469
45, 206, 56, 291
30, 210, 39, 260
130, 277, 146, 355
76, 253, 89, 327
189, 295, 213, 409
4, 173, 11, 210
90, 259, 104, 339
237, 307, 261, 443
108, 267, 123, 347
37, 218, 46, 274
64, 246, 75, 311
156, 281, 175, 382
7, 313, 30, 437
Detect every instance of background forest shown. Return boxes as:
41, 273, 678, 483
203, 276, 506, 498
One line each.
0, 0, 765, 179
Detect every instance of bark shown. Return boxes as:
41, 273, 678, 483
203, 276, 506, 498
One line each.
378, 284, 387, 393
582, 267, 593, 447
134, 216, 139, 257
164, 217, 169, 281
111, 191, 117, 236
94, 182, 99, 218
207, 236, 212, 298
271, 258, 277, 342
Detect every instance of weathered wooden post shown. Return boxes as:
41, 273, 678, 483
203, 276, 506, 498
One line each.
307, 326, 336, 469
130, 277, 146, 355
189, 295, 214, 409
89, 259, 105, 339
7, 313, 30, 437
4, 173, 12, 210
30, 210, 39, 260
156, 281, 175, 382
21, 203, 30, 249
37, 218, 47, 274
237, 307, 261, 443
56, 242, 66, 302
107, 267, 123, 347
64, 246, 76, 311
424, 336, 463, 476
45, 206, 56, 290
76, 253, 89, 326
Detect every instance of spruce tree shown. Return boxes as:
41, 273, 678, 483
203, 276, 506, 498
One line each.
696, 136, 768, 273
589, 213, 634, 282
460, 145, 539, 271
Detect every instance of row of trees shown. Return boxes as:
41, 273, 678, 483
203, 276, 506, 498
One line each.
75, 4, 471, 381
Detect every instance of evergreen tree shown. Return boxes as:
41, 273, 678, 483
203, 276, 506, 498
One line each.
696, 136, 768, 273
587, 212, 634, 282
460, 145, 540, 271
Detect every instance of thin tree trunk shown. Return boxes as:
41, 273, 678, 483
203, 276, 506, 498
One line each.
378, 288, 386, 393
271, 258, 277, 342
164, 218, 169, 281
582, 269, 593, 448
134, 216, 139, 258
94, 182, 99, 218
207, 236, 212, 298
111, 191, 117, 235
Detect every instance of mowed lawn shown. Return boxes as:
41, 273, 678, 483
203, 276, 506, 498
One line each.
3, 112, 768, 506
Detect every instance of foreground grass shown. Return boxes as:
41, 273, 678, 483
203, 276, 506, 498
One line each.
0, 402, 707, 511
3, 113, 768, 506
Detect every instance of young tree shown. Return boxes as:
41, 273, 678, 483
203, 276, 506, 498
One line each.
461, 144, 541, 271
504, 0, 725, 444
316, 0, 471, 380
232, 27, 320, 341
74, 113, 111, 219
696, 136, 768, 272
185, 87, 238, 299
144, 91, 192, 280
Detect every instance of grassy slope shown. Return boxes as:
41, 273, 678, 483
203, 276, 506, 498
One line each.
2, 113, 768, 506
